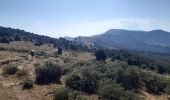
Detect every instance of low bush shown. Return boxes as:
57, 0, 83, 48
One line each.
140, 71, 170, 94
98, 79, 125, 100
53, 87, 87, 100
98, 79, 143, 100
66, 72, 81, 90
57, 47, 62, 55
0, 37, 10, 43
115, 67, 141, 91
143, 74, 166, 94
66, 68, 98, 94
14, 35, 21, 41
3, 64, 18, 75
124, 90, 144, 100
23, 79, 33, 89
165, 84, 170, 94
95, 49, 107, 61
35, 61, 62, 84
16, 69, 28, 77
53, 88, 69, 100
34, 41, 43, 46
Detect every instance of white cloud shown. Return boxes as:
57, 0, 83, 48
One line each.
58, 18, 155, 37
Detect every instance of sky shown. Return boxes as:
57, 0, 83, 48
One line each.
0, 0, 170, 38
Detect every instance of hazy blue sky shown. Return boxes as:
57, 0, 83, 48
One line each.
0, 0, 170, 37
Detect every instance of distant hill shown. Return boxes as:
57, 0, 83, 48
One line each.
64, 36, 74, 41
74, 29, 170, 54
0, 26, 58, 44
0, 26, 87, 51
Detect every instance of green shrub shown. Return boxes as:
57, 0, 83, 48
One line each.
165, 84, 170, 94
66, 72, 81, 90
66, 68, 98, 94
3, 64, 18, 75
141, 72, 166, 94
124, 90, 144, 100
75, 95, 87, 100
79, 69, 98, 93
23, 79, 33, 89
63, 57, 72, 63
34, 41, 43, 46
115, 67, 141, 91
53, 88, 87, 100
35, 61, 62, 84
98, 79, 143, 100
34, 63, 41, 67
53, 88, 69, 100
14, 35, 21, 41
57, 47, 62, 55
98, 79, 125, 100
0, 37, 10, 43
16, 69, 28, 77
63, 66, 73, 75
95, 49, 107, 61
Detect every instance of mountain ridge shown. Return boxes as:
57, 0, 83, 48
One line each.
74, 29, 170, 54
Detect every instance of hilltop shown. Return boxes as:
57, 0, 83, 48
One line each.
74, 29, 170, 54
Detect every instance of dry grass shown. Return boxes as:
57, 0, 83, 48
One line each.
0, 41, 97, 100
0, 41, 54, 52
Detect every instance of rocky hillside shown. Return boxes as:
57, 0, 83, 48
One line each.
74, 29, 170, 54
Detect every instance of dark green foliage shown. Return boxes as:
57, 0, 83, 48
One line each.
66, 73, 81, 90
98, 79, 143, 100
124, 90, 144, 100
23, 79, 33, 89
95, 49, 107, 61
115, 67, 141, 90
142, 73, 166, 94
53, 88, 69, 100
35, 61, 62, 84
64, 58, 170, 98
79, 69, 98, 93
66, 68, 98, 94
14, 34, 21, 41
16, 69, 28, 77
112, 54, 121, 61
57, 47, 62, 55
165, 84, 170, 94
157, 65, 167, 74
53, 88, 87, 100
104, 49, 170, 74
98, 79, 125, 100
69, 44, 78, 50
3, 64, 18, 75
34, 41, 43, 46
0, 37, 10, 43
127, 58, 139, 65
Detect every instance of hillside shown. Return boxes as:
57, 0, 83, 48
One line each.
0, 41, 96, 100
0, 27, 170, 100
0, 26, 87, 51
0, 41, 170, 100
74, 29, 170, 54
